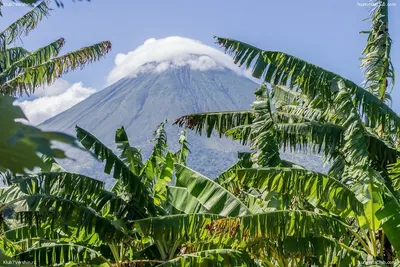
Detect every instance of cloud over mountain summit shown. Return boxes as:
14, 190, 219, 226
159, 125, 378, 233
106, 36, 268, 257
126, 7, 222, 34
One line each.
107, 36, 240, 85
18, 36, 241, 125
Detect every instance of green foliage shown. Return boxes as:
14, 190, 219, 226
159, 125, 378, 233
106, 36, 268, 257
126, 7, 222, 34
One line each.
76, 125, 155, 218
1, 41, 111, 96
115, 126, 144, 176
0, 1, 50, 49
174, 164, 250, 216
0, 1, 111, 174
236, 168, 364, 217
214, 37, 400, 136
2, 0, 400, 266
171, 0, 399, 264
174, 110, 255, 138
0, 2, 112, 265
0, 1, 111, 97
157, 249, 257, 267
173, 130, 190, 165
16, 243, 110, 267
0, 96, 78, 173
360, 0, 394, 102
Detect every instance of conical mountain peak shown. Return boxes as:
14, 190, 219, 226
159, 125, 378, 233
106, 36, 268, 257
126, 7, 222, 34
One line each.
40, 64, 258, 182
40, 37, 325, 183
107, 36, 241, 85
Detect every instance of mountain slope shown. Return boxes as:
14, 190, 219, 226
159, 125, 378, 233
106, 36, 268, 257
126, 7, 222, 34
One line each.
40, 66, 259, 182
41, 65, 327, 183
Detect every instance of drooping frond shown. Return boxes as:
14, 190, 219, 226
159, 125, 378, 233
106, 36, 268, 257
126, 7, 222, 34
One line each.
236, 168, 364, 217
1, 41, 112, 96
352, 86, 400, 135
274, 105, 324, 123
276, 122, 343, 156
0, 38, 65, 83
4, 225, 68, 242
275, 106, 397, 166
10, 172, 104, 199
1, 187, 132, 244
174, 110, 255, 138
214, 36, 339, 101
76, 126, 156, 217
271, 84, 307, 107
360, 0, 394, 101
0, 47, 29, 72
214, 36, 400, 135
328, 83, 400, 255
364, 127, 398, 167
174, 101, 396, 167
0, 1, 51, 48
134, 214, 223, 243
135, 211, 348, 249
207, 211, 348, 249
15, 243, 110, 267
328, 152, 346, 178
174, 164, 250, 216
7, 172, 142, 220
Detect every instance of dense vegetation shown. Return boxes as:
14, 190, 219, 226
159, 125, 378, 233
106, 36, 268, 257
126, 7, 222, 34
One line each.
0, 0, 111, 174
0, 0, 111, 263
1, 0, 400, 266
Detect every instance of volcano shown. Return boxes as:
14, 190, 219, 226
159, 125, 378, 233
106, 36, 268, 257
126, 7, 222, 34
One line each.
40, 37, 325, 183
40, 64, 260, 182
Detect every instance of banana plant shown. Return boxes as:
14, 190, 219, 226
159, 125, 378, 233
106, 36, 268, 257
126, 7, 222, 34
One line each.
0, 1, 111, 96
142, 163, 362, 266
0, 124, 196, 266
0, 0, 111, 174
173, 0, 399, 263
0, 123, 346, 266
0, 3, 111, 258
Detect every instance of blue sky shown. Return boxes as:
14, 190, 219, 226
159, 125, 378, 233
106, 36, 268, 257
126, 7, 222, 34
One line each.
3, 0, 400, 117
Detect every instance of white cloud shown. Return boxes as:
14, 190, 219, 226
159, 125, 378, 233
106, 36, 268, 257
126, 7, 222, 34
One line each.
15, 80, 95, 125
33, 79, 71, 97
107, 36, 241, 85
14, 36, 251, 125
